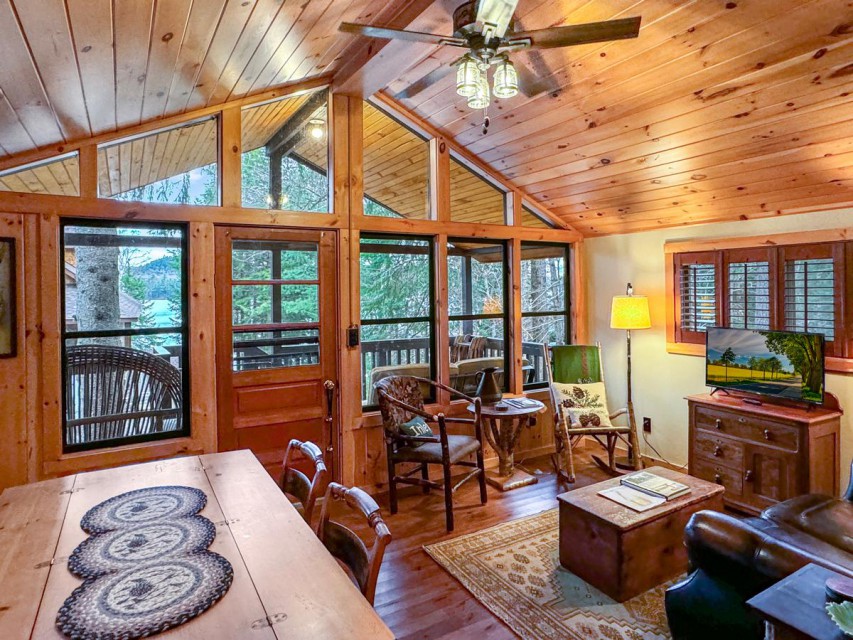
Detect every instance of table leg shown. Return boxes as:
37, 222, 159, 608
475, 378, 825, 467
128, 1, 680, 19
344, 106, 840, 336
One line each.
483, 416, 538, 492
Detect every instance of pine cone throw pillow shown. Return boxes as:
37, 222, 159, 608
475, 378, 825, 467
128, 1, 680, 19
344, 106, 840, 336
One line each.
552, 381, 613, 428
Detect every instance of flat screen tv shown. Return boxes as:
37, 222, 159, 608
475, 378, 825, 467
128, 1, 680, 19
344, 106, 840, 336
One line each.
705, 327, 825, 405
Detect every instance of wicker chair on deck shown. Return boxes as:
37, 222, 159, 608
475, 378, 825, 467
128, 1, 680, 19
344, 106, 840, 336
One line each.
64, 344, 183, 446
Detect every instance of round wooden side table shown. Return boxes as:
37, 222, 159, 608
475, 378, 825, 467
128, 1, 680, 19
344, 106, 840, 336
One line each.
466, 399, 545, 491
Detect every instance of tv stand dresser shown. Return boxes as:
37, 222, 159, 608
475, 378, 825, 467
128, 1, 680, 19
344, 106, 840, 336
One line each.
687, 393, 842, 515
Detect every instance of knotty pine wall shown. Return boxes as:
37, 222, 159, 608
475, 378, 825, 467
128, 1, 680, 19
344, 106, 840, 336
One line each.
0, 91, 581, 492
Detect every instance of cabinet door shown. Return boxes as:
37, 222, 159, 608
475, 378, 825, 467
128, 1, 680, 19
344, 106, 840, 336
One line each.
742, 444, 800, 510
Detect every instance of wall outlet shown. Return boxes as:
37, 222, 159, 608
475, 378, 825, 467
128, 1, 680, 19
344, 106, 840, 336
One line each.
643, 417, 652, 433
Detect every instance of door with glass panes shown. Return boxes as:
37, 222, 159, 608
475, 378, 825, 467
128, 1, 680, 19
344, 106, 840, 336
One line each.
215, 227, 337, 478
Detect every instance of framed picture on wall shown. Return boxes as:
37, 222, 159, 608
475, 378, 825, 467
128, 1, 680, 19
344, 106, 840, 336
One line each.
0, 237, 16, 358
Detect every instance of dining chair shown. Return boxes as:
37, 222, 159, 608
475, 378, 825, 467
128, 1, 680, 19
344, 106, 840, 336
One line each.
375, 375, 487, 532
280, 439, 329, 525
316, 482, 392, 606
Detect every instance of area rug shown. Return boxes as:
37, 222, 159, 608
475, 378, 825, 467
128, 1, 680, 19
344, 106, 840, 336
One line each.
424, 509, 672, 640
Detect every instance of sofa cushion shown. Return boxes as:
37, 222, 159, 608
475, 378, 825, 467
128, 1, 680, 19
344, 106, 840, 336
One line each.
763, 494, 853, 555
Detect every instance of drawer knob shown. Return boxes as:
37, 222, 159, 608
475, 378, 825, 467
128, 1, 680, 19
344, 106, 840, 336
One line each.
763, 429, 771, 441
745, 470, 754, 482
714, 446, 722, 457
714, 473, 723, 484
715, 419, 722, 430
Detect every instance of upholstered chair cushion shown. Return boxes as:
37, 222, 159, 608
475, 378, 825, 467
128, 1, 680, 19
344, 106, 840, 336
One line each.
391, 434, 481, 464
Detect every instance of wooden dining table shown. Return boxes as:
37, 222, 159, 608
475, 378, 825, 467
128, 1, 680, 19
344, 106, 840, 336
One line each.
0, 450, 394, 639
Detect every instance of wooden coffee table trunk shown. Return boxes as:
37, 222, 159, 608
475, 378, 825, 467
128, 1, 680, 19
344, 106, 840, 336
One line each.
558, 466, 724, 602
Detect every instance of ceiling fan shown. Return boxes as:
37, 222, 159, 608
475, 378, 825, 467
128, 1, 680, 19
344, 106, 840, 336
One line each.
340, 0, 641, 131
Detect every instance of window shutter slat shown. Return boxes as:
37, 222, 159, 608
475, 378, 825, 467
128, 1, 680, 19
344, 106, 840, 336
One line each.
728, 261, 770, 330
680, 263, 717, 332
784, 257, 835, 340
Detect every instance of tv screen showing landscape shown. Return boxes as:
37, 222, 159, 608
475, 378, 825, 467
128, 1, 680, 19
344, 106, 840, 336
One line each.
705, 327, 825, 404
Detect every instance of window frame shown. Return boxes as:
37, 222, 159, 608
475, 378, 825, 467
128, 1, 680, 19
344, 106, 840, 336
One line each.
359, 232, 437, 410
669, 238, 851, 367
60, 218, 191, 453
520, 241, 572, 390
447, 237, 511, 391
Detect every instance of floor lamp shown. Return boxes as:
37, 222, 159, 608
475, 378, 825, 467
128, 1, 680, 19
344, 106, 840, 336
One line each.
610, 283, 651, 470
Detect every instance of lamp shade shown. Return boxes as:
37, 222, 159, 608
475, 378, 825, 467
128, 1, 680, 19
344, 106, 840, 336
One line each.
610, 295, 651, 330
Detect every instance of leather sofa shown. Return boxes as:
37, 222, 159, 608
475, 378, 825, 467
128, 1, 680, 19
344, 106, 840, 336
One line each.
665, 462, 853, 639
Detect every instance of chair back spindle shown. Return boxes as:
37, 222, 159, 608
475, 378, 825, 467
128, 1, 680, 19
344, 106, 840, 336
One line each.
316, 482, 391, 606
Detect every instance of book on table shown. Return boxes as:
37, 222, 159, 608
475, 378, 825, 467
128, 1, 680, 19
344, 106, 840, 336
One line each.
620, 471, 691, 500
598, 485, 666, 512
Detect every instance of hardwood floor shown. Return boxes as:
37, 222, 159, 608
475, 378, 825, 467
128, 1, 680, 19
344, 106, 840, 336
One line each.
332, 449, 613, 640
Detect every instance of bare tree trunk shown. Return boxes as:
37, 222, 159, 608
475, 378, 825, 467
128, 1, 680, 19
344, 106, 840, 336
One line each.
75, 227, 122, 346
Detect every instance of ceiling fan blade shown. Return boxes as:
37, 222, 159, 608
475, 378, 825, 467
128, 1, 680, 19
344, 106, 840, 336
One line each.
514, 58, 553, 98
339, 22, 466, 47
506, 16, 641, 50
394, 62, 459, 100
475, 0, 520, 40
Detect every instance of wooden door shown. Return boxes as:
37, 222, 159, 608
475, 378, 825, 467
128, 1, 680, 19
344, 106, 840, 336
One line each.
742, 444, 799, 510
215, 227, 338, 478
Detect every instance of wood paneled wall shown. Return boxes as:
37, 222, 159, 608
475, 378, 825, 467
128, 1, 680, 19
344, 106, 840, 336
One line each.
0, 86, 581, 493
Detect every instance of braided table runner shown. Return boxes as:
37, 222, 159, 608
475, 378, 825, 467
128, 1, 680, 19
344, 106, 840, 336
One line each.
57, 486, 233, 639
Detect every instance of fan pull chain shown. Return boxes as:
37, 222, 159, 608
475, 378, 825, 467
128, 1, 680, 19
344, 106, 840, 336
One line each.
482, 109, 490, 135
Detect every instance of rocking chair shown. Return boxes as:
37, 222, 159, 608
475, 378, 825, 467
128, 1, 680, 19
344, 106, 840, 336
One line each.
545, 344, 642, 483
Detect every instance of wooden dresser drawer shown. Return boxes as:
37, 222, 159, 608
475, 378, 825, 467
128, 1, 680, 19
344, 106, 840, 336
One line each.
693, 430, 744, 469
693, 406, 800, 451
693, 458, 744, 497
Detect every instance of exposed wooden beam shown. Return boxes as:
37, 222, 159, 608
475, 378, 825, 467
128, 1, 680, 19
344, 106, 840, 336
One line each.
265, 90, 328, 156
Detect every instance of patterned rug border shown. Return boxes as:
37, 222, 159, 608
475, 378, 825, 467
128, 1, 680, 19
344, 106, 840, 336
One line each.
423, 508, 672, 640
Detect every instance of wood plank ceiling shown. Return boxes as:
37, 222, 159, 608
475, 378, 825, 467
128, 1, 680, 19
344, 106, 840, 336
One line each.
381, 0, 853, 235
0, 0, 849, 235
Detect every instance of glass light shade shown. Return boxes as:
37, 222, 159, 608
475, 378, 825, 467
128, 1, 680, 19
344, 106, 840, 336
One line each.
610, 295, 651, 330
456, 57, 480, 98
467, 73, 491, 109
308, 119, 325, 140
493, 59, 518, 99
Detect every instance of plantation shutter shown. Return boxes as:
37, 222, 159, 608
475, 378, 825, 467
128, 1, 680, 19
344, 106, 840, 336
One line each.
675, 252, 720, 344
780, 243, 845, 358
725, 248, 774, 330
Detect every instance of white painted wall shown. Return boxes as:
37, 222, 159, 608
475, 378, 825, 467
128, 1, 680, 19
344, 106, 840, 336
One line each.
583, 208, 853, 492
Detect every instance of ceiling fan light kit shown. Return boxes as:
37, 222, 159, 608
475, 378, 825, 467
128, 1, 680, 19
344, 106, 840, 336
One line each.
468, 72, 491, 109
340, 0, 641, 131
456, 56, 481, 97
492, 57, 518, 99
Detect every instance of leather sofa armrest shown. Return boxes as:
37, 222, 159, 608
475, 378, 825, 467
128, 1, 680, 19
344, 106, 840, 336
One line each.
685, 511, 811, 585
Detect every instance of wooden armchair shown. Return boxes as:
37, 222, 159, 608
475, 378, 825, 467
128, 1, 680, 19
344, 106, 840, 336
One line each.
375, 376, 487, 532
546, 344, 641, 483
280, 439, 329, 525
316, 482, 392, 606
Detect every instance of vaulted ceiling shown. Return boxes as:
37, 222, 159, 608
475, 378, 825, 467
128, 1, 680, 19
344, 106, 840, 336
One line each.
0, 0, 850, 236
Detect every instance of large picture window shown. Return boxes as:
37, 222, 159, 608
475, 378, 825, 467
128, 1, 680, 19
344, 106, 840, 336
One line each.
61, 221, 189, 451
241, 90, 330, 213
98, 118, 218, 205
447, 239, 509, 394
360, 235, 435, 407
521, 242, 571, 387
